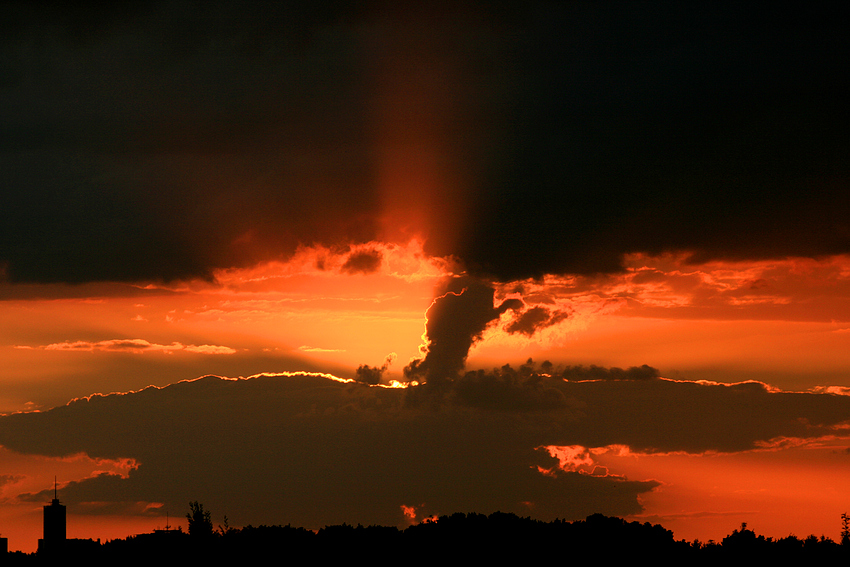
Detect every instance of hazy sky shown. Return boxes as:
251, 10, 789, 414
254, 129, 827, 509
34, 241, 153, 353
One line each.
2, 1, 850, 552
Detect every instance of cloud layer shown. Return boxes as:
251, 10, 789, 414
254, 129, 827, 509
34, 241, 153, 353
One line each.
2, 4, 848, 286
1, 371, 848, 528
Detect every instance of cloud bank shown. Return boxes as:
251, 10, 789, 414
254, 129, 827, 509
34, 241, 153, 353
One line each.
1, 371, 848, 529
1, 4, 848, 286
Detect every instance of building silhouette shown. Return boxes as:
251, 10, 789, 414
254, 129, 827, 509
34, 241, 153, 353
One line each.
38, 479, 66, 556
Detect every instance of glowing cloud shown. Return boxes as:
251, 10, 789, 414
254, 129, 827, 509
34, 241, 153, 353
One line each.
35, 339, 237, 355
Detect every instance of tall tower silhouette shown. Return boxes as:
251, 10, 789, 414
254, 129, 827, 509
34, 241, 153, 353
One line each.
40, 478, 66, 554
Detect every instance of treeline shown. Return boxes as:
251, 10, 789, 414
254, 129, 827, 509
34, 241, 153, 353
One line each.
10, 512, 850, 564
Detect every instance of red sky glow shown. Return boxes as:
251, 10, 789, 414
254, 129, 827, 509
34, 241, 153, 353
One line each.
1, 1, 849, 555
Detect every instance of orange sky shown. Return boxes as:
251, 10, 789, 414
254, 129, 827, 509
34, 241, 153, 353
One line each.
2, 2, 849, 555
2, 248, 850, 551
6, 250, 850, 410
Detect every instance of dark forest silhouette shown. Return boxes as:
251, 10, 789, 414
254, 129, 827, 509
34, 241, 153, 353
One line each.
5, 504, 850, 564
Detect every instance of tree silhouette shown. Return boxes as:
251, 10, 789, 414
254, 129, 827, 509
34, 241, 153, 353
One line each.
186, 501, 213, 538
12, 510, 850, 561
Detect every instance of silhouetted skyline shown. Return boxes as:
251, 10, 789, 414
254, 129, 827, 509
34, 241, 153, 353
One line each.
7, 500, 850, 562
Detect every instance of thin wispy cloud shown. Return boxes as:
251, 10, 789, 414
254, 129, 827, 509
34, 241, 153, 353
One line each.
24, 339, 237, 355
297, 346, 347, 353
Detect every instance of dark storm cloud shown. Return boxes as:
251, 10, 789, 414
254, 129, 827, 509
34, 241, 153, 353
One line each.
354, 363, 383, 385
505, 306, 571, 336
341, 248, 383, 275
451, 363, 570, 412
420, 360, 659, 412
2, 3, 847, 285
0, 2, 378, 284
0, 373, 657, 525
455, 4, 850, 280
354, 352, 396, 384
403, 278, 522, 384
1, 372, 849, 526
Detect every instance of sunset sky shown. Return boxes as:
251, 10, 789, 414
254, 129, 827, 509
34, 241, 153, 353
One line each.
2, 1, 850, 552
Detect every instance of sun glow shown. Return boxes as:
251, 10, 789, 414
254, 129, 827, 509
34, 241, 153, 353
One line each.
2, 250, 850, 551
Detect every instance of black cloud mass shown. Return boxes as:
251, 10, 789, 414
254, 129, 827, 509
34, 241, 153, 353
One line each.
1, 3, 848, 284
1, 373, 848, 528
